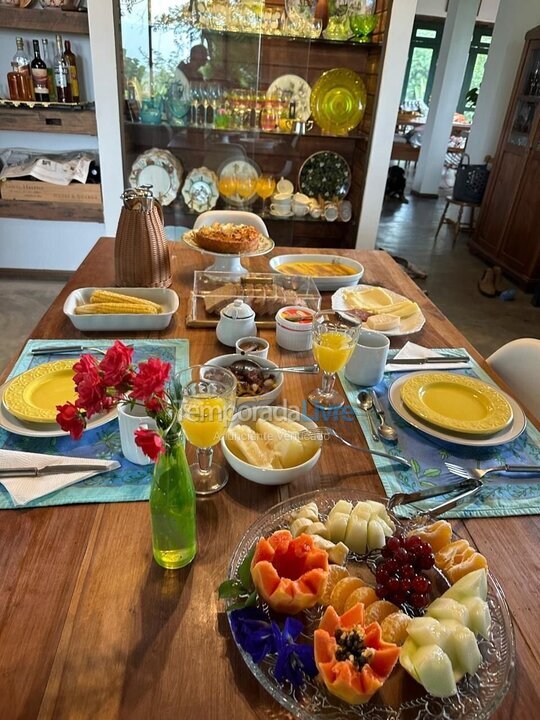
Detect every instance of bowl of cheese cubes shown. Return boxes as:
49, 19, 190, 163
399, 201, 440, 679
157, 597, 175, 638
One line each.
222, 405, 322, 484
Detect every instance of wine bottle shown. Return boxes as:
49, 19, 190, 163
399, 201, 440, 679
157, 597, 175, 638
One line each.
63, 40, 80, 103
12, 37, 34, 100
31, 40, 50, 103
41, 39, 56, 102
54, 34, 72, 103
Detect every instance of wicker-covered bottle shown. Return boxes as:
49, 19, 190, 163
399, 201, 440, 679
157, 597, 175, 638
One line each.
114, 186, 172, 288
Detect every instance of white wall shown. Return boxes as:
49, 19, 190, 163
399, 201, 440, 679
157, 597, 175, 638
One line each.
416, 0, 500, 23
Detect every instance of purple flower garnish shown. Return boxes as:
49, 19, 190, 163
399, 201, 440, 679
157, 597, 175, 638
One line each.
230, 607, 276, 663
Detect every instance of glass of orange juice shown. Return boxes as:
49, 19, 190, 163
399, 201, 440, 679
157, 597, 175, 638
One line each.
218, 174, 238, 208
236, 175, 257, 208
178, 365, 237, 495
308, 310, 361, 409
255, 174, 276, 213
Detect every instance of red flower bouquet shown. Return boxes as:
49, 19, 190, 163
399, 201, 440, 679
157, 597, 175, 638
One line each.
56, 340, 179, 460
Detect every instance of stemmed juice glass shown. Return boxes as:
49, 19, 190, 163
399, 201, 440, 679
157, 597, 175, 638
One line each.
236, 175, 257, 208
178, 365, 237, 496
255, 174, 276, 213
308, 310, 361, 409
218, 174, 238, 208
349, 0, 377, 43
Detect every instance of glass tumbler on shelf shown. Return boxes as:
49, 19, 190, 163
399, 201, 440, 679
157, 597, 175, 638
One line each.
349, 0, 377, 43
255, 174, 276, 213
178, 365, 237, 496
308, 310, 361, 409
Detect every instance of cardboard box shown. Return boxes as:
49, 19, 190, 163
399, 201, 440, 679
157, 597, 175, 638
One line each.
0, 180, 102, 205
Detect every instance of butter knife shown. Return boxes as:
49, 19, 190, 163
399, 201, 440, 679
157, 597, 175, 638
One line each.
387, 356, 469, 365
0, 463, 118, 478
30, 345, 106, 355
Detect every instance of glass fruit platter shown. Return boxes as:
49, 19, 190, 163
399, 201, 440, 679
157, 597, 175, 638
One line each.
223, 489, 515, 720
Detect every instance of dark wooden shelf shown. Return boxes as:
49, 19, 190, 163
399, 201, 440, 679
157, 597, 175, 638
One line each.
203, 27, 382, 49
0, 200, 102, 223
0, 105, 96, 135
0, 6, 89, 34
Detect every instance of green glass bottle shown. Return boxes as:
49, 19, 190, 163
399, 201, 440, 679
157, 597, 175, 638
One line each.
150, 440, 197, 569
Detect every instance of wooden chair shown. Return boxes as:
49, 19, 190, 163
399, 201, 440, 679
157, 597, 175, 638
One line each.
434, 196, 480, 247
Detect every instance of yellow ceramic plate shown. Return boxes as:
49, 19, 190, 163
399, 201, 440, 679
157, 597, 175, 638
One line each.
3, 360, 77, 424
400, 372, 513, 435
310, 68, 367, 136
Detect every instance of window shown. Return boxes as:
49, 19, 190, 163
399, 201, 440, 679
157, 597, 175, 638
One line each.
457, 25, 493, 120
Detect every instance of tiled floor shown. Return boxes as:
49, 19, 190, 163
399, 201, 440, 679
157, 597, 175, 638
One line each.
0, 195, 538, 374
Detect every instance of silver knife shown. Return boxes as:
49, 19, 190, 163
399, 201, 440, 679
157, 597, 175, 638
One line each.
0, 463, 118, 478
387, 356, 469, 365
30, 345, 105, 355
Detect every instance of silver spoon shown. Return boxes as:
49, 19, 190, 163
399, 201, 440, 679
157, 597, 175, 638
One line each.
370, 390, 398, 442
230, 359, 319, 375
298, 427, 410, 468
357, 391, 380, 443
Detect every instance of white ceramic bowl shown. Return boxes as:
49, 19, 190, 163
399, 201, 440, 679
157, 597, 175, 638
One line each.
205, 353, 283, 406
221, 405, 322, 485
269, 254, 364, 291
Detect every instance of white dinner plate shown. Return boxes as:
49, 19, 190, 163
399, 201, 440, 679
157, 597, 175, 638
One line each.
388, 373, 527, 447
332, 284, 426, 337
0, 377, 117, 438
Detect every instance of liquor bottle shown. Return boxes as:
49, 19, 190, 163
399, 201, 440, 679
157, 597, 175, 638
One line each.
31, 40, 50, 103
12, 37, 34, 100
54, 34, 72, 103
7, 63, 25, 101
41, 39, 56, 102
63, 40, 80, 103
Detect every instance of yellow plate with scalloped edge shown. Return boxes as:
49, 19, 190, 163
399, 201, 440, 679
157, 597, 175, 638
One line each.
400, 372, 513, 435
2, 360, 77, 424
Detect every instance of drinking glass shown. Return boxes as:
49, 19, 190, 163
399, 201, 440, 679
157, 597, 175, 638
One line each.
308, 310, 361, 409
218, 174, 238, 207
349, 0, 377, 43
236, 175, 257, 207
255, 174, 276, 213
178, 365, 237, 495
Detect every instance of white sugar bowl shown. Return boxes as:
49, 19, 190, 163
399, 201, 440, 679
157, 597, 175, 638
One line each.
216, 298, 257, 347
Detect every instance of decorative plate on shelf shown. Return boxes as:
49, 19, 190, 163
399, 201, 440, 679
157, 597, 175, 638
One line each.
217, 157, 261, 208
128, 148, 183, 206
225, 488, 515, 720
399, 373, 514, 435
311, 68, 367, 136
298, 151, 351, 200
181, 167, 219, 213
267, 74, 312, 123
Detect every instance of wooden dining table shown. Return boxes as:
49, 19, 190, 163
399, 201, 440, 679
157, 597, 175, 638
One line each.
0, 237, 538, 720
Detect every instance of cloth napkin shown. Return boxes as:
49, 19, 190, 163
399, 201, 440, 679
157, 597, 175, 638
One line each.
385, 342, 471, 372
0, 449, 120, 507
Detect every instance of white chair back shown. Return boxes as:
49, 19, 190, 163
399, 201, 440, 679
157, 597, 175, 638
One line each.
487, 338, 540, 419
193, 211, 269, 237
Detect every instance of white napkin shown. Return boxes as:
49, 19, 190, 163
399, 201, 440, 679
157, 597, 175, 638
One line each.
0, 449, 120, 507
385, 342, 471, 372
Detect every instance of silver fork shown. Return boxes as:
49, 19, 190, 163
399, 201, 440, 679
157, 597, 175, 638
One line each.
299, 427, 411, 468
445, 461, 540, 480
31, 345, 108, 356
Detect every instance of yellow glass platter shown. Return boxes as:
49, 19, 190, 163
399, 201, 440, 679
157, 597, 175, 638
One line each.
310, 68, 367, 136
3, 360, 77, 424
400, 372, 513, 435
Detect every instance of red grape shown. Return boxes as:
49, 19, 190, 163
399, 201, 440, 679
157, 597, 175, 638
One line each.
394, 547, 409, 566
411, 575, 430, 594
401, 564, 415, 578
411, 592, 429, 609
386, 536, 401, 554
387, 577, 400, 594
418, 552, 435, 570
404, 535, 422, 551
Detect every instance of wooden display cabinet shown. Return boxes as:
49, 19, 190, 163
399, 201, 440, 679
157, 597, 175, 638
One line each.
117, 1, 389, 249
471, 25, 540, 291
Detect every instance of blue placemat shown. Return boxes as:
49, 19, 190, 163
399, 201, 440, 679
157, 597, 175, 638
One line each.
0, 339, 190, 509
338, 349, 540, 518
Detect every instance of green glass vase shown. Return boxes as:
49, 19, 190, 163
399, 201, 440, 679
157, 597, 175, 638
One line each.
149, 440, 197, 570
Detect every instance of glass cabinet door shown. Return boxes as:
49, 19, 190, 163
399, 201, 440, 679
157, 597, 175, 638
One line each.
508, 45, 540, 149
117, 0, 386, 248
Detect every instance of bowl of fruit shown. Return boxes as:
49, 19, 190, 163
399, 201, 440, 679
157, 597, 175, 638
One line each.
206, 354, 283, 407
221, 405, 322, 484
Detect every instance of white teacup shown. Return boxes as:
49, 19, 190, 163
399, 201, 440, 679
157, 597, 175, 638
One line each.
273, 191, 293, 201
324, 203, 339, 222
293, 192, 310, 206
292, 202, 309, 217
344, 330, 390, 386
117, 402, 158, 465
270, 202, 292, 216
309, 205, 322, 219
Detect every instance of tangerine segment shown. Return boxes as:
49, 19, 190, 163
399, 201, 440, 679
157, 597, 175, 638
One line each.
380, 611, 411, 645
330, 576, 366, 614
320, 565, 350, 606
365, 600, 400, 626
344, 586, 378, 613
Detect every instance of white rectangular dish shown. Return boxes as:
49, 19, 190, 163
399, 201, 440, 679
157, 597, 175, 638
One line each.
269, 254, 364, 291
63, 287, 179, 331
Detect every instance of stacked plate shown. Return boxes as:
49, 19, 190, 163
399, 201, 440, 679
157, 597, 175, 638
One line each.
0, 360, 116, 438
389, 372, 527, 447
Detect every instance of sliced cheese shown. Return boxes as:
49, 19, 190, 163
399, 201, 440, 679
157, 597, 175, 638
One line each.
365, 314, 401, 331
344, 286, 393, 308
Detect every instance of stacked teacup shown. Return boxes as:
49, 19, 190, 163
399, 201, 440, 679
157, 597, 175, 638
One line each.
292, 193, 310, 217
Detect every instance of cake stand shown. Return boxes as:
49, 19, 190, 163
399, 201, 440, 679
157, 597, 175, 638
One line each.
182, 230, 274, 274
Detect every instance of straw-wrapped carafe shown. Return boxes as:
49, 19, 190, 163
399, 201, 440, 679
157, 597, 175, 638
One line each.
114, 186, 172, 288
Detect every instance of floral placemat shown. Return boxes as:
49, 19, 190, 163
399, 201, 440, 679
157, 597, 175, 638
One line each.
0, 339, 189, 509
338, 349, 540, 518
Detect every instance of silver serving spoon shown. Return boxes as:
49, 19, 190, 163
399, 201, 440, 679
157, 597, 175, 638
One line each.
357, 391, 380, 443
230, 359, 319, 375
370, 390, 398, 442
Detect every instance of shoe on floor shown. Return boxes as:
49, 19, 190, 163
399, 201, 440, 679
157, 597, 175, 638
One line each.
478, 268, 497, 297
493, 266, 508, 294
